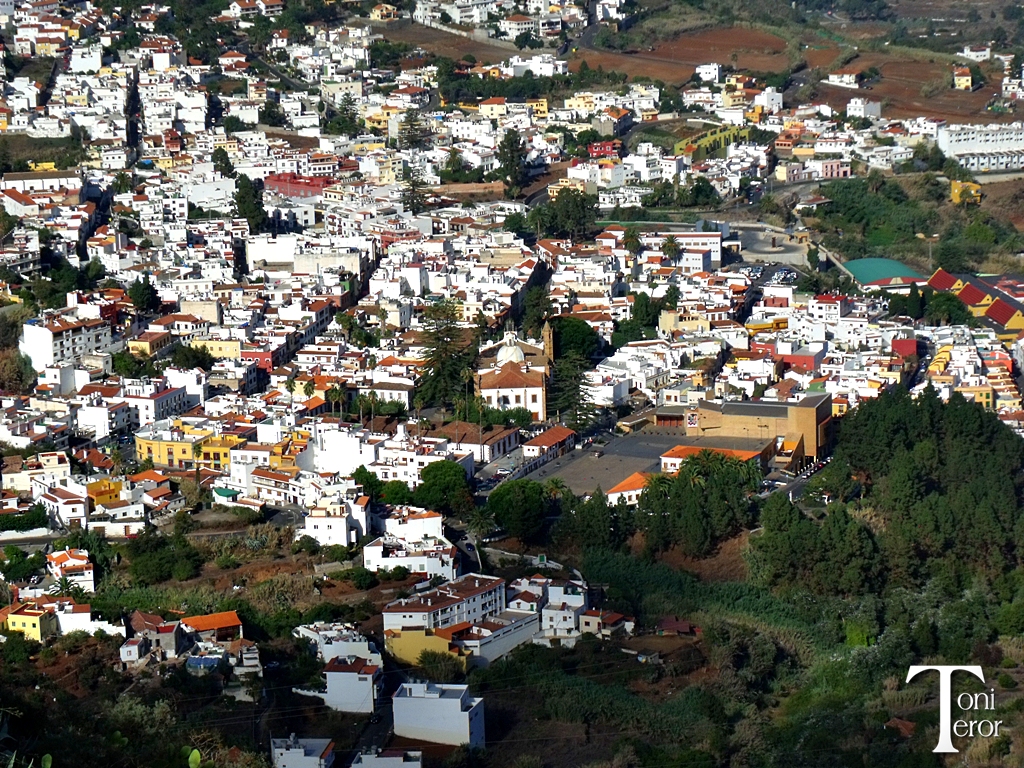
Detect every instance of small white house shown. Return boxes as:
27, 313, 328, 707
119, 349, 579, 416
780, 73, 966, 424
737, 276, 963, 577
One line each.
696, 63, 722, 83
392, 683, 485, 748
316, 656, 382, 713
271, 736, 335, 768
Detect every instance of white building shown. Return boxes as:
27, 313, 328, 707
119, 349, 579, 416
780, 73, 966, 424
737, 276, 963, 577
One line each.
292, 622, 383, 665
313, 656, 382, 713
20, 316, 113, 371
271, 736, 335, 768
45, 548, 95, 593
350, 751, 422, 768
847, 98, 881, 119
696, 63, 721, 83
392, 683, 485, 748
382, 574, 505, 633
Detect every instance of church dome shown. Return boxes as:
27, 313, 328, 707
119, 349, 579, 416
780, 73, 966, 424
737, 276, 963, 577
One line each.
496, 332, 526, 366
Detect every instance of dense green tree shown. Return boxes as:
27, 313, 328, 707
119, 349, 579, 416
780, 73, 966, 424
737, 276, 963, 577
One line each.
487, 479, 546, 543
521, 286, 551, 339
170, 344, 216, 370
212, 147, 235, 178
234, 174, 267, 233
400, 164, 428, 215
380, 479, 413, 505
554, 316, 601, 359
352, 465, 384, 502
128, 275, 160, 312
397, 108, 430, 151
414, 460, 472, 515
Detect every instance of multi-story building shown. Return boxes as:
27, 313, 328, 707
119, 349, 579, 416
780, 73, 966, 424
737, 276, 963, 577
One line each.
392, 683, 485, 748
20, 315, 112, 371
382, 574, 505, 633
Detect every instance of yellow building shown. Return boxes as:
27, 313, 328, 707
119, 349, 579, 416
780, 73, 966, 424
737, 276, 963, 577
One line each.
956, 384, 995, 409
128, 330, 172, 357
564, 94, 595, 113
87, 478, 123, 509
526, 98, 548, 118
385, 628, 468, 668
3, 604, 58, 642
370, 3, 398, 20
678, 393, 833, 464
548, 177, 594, 198
135, 421, 248, 470
270, 431, 311, 469
953, 67, 973, 91
189, 336, 242, 359
951, 179, 982, 205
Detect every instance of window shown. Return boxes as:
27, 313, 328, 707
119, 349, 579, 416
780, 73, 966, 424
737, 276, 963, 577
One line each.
531, 394, 538, 403
515, 395, 521, 404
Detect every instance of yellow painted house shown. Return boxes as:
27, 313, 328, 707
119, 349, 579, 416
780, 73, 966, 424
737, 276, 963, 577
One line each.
189, 337, 242, 360
136, 421, 248, 470
3, 604, 58, 642
951, 179, 982, 205
87, 478, 123, 509
385, 628, 468, 668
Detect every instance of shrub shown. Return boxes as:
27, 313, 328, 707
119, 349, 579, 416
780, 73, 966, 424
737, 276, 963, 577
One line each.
1002, 657, 1019, 669
322, 544, 350, 563
998, 673, 1018, 689
350, 567, 378, 591
215, 553, 240, 570
172, 558, 200, 582
291, 535, 321, 556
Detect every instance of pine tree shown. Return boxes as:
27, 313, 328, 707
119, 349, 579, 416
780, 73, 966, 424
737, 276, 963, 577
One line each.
398, 108, 429, 150
549, 351, 595, 432
401, 165, 428, 215
497, 128, 526, 197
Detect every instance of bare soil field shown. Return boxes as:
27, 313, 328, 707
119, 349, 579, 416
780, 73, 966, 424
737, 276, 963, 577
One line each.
571, 27, 790, 84
383, 24, 514, 65
973, 178, 1024, 230
816, 55, 1007, 122
658, 530, 750, 582
803, 43, 841, 69
653, 27, 790, 71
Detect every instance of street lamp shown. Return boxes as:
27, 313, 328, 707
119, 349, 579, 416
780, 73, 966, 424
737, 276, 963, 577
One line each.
915, 232, 940, 271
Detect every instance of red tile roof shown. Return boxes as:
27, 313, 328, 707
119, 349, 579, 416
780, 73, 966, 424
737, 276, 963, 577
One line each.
928, 268, 959, 291
986, 298, 1020, 327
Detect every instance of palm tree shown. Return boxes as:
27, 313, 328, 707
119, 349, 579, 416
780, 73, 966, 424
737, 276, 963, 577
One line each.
661, 235, 679, 262
643, 473, 673, 499
544, 477, 569, 502
465, 507, 495, 568
460, 368, 474, 417
326, 386, 341, 415
284, 377, 297, 402
357, 393, 369, 424
192, 441, 204, 483
110, 447, 124, 476
414, 394, 426, 436
623, 226, 642, 257
303, 379, 315, 400
49, 576, 84, 600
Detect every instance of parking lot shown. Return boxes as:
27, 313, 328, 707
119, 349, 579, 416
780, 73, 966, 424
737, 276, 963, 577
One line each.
522, 432, 690, 496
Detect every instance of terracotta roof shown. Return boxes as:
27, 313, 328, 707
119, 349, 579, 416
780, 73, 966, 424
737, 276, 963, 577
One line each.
523, 425, 576, 447
607, 471, 650, 495
181, 610, 242, 632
